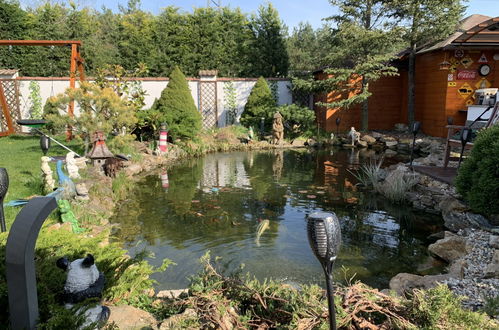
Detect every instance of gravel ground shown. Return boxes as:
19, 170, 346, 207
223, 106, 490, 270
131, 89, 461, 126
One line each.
444, 229, 499, 314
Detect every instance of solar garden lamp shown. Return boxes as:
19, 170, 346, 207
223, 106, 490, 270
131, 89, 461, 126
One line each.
307, 212, 342, 330
458, 128, 472, 168
40, 135, 51, 155
410, 121, 421, 168
159, 122, 169, 153
260, 117, 265, 139
0, 168, 8, 232
335, 117, 341, 136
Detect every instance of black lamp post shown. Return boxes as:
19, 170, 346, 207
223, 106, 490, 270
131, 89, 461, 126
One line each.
409, 121, 421, 168
307, 212, 342, 330
335, 117, 341, 136
40, 135, 51, 155
458, 128, 471, 168
0, 168, 9, 232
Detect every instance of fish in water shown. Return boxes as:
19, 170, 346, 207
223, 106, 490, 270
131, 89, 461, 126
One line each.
255, 219, 270, 247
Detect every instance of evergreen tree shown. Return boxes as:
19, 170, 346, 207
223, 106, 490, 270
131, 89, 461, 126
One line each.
151, 66, 201, 140
0, 0, 29, 71
318, 0, 402, 131
240, 77, 276, 130
287, 22, 325, 73
393, 0, 465, 127
246, 4, 289, 77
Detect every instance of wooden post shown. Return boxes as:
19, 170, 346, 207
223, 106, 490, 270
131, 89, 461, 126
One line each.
67, 43, 78, 140
0, 82, 14, 136
77, 48, 85, 82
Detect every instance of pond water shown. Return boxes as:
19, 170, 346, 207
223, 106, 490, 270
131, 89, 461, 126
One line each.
111, 149, 444, 290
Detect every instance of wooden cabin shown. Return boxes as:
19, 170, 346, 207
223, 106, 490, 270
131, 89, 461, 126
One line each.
314, 15, 499, 137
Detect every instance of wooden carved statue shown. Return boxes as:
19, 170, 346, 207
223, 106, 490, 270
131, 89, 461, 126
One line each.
272, 112, 284, 145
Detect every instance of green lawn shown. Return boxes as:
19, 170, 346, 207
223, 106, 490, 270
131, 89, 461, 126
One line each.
0, 134, 83, 229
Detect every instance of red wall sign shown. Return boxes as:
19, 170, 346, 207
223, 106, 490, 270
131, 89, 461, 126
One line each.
457, 70, 478, 80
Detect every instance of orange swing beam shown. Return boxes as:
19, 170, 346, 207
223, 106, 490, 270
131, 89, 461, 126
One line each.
0, 40, 85, 139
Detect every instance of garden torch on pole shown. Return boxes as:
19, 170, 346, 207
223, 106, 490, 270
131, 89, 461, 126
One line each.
307, 212, 342, 330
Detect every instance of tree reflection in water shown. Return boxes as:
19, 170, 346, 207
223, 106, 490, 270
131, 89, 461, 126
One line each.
111, 149, 444, 290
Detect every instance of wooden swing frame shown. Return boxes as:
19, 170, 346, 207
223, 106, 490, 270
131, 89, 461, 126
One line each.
0, 40, 85, 138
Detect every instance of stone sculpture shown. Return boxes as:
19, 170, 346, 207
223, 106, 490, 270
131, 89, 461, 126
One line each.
66, 152, 80, 179
58, 199, 84, 233
348, 127, 361, 146
272, 112, 284, 145
56, 254, 110, 328
41, 156, 55, 194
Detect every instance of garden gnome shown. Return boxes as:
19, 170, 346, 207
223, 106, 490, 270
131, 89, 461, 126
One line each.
41, 156, 55, 193
66, 152, 80, 179
348, 127, 360, 146
272, 112, 284, 145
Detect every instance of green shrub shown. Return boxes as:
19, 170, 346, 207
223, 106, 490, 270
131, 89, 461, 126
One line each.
276, 104, 316, 138
455, 125, 499, 216
240, 77, 276, 130
150, 66, 202, 141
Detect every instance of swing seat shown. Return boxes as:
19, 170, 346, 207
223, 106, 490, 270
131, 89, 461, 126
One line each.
16, 119, 47, 129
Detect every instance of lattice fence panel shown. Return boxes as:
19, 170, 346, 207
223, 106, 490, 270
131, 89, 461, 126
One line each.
199, 82, 218, 129
292, 89, 312, 109
0, 96, 9, 133
0, 80, 22, 132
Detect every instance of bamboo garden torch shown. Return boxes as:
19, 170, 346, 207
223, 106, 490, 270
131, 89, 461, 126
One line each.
307, 212, 342, 330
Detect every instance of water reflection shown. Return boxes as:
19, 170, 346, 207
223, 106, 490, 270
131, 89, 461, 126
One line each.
111, 149, 443, 290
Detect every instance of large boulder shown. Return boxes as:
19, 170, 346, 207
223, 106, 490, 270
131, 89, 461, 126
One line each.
107, 305, 157, 330
428, 232, 467, 262
439, 197, 492, 231
361, 134, 376, 144
389, 273, 452, 296
484, 249, 499, 278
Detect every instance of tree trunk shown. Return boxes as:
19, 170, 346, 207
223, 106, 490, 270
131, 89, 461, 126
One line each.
361, 78, 369, 131
407, 43, 416, 127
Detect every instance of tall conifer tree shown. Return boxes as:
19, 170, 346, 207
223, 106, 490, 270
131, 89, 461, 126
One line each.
151, 66, 202, 140
319, 0, 402, 131
393, 0, 465, 127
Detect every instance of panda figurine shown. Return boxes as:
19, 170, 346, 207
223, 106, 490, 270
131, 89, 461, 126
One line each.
56, 254, 110, 327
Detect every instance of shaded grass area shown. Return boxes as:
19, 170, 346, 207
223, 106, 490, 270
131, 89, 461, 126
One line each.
0, 134, 83, 229
0, 134, 170, 328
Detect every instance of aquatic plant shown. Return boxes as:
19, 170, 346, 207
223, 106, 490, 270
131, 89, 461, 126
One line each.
349, 157, 384, 188
376, 170, 418, 203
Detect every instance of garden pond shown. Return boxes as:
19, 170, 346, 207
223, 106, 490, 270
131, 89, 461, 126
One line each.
111, 149, 444, 290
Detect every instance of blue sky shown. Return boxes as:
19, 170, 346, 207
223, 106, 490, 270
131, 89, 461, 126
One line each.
22, 0, 499, 30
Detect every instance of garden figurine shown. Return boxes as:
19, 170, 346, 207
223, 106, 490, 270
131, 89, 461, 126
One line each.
272, 112, 284, 145
56, 254, 110, 328
348, 127, 360, 146
41, 156, 55, 193
66, 152, 80, 179
57, 199, 84, 233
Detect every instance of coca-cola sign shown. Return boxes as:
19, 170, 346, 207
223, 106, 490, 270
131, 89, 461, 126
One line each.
457, 70, 478, 80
